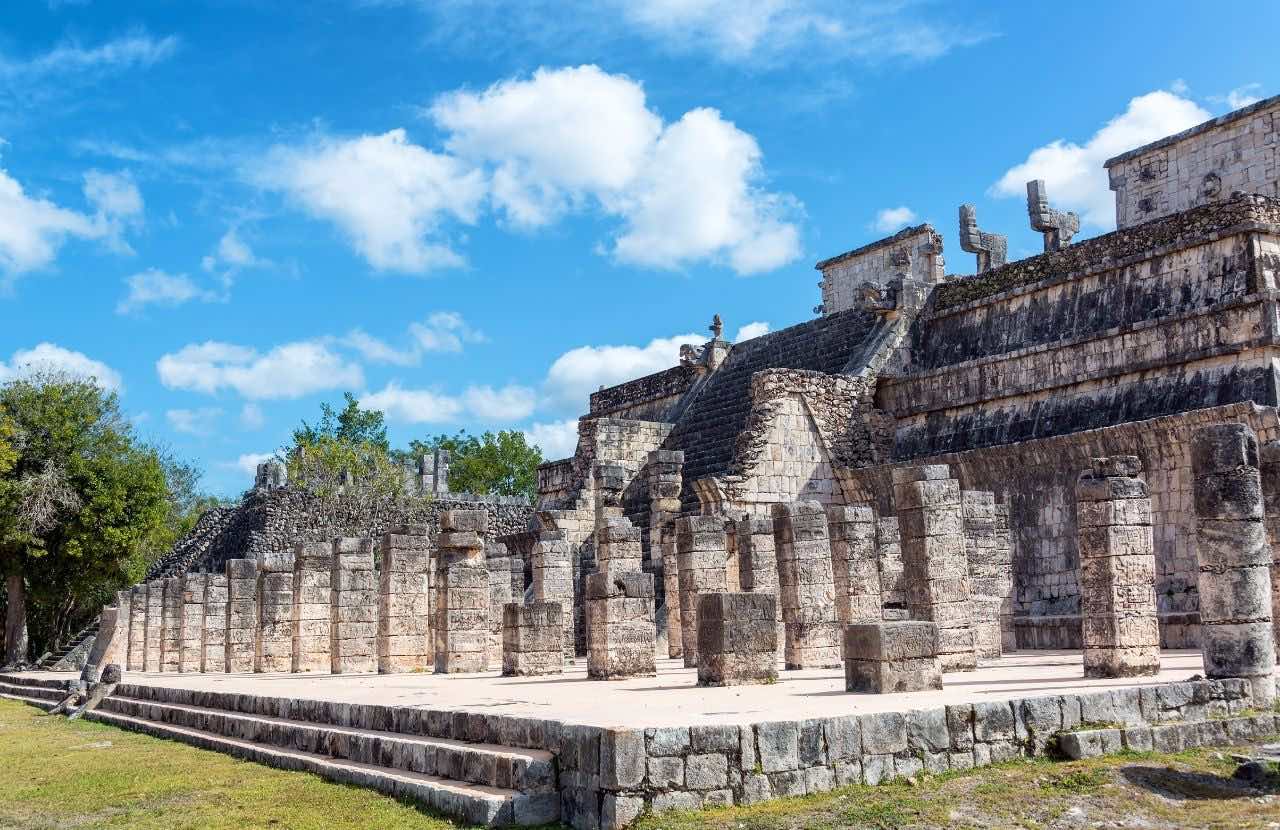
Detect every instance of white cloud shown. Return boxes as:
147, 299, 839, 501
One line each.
0, 342, 123, 392
464, 384, 537, 420
156, 340, 364, 400
256, 128, 486, 273
432, 66, 801, 274
1211, 83, 1264, 111
202, 227, 267, 274
117, 268, 218, 314
734, 321, 769, 342
871, 206, 916, 233
360, 382, 464, 424
991, 89, 1211, 228
341, 329, 421, 366
543, 331, 703, 411
0, 162, 143, 278
0, 32, 179, 80
240, 402, 265, 430
224, 452, 274, 477
166, 407, 221, 436
523, 419, 579, 459
339, 311, 486, 366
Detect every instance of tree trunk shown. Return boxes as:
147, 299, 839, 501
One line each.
4, 574, 28, 667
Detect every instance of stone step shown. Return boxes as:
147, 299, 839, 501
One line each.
0, 678, 69, 701
0, 673, 72, 692
98, 694, 556, 796
0, 690, 59, 711
85, 709, 552, 827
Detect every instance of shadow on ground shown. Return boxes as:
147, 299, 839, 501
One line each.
1119, 763, 1280, 801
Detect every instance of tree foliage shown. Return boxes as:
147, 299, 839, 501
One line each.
407, 430, 543, 500
0, 374, 172, 659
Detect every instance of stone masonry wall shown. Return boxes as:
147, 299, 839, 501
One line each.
815, 224, 945, 316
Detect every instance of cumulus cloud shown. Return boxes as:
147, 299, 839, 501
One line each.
523, 419, 579, 459
0, 162, 143, 278
991, 89, 1211, 228
360, 382, 465, 424
871, 206, 916, 233
117, 268, 218, 314
0, 342, 123, 391
1211, 83, 1265, 111
166, 407, 221, 436
734, 321, 770, 342
156, 340, 364, 400
202, 227, 269, 275
240, 402, 265, 430
433, 66, 801, 273
340, 311, 486, 366
463, 384, 537, 420
543, 331, 703, 411
256, 128, 486, 273
224, 452, 275, 477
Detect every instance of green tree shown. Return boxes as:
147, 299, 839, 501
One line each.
407, 430, 543, 500
292, 392, 388, 451
0, 374, 170, 665
151, 448, 231, 550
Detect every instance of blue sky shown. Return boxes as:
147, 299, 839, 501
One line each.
1, 1, 1276, 497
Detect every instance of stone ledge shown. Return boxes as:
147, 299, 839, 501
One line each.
1059, 711, 1279, 759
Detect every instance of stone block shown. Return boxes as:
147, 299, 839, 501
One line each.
503, 602, 564, 676
696, 592, 777, 686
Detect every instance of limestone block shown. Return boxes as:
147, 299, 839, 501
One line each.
531, 531, 575, 658
256, 568, 294, 674
486, 546, 515, 670
677, 515, 730, 667
160, 576, 183, 672
331, 537, 377, 674
291, 540, 333, 673
225, 558, 258, 673
826, 504, 881, 625
127, 584, 147, 672
434, 510, 490, 673
202, 574, 228, 673
378, 526, 432, 673
502, 602, 564, 676
586, 567, 656, 680
843, 621, 943, 693
696, 592, 778, 686
178, 573, 207, 673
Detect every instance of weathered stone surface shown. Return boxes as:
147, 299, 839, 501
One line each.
827, 504, 881, 625
160, 576, 183, 672
378, 525, 432, 673
224, 558, 258, 673
255, 553, 293, 674
331, 537, 377, 674
676, 515, 729, 668
201, 574, 228, 673
696, 592, 777, 686
844, 621, 943, 693
531, 531, 575, 659
503, 602, 564, 676
771, 501, 842, 669
434, 511, 489, 673
291, 540, 332, 673
962, 491, 1012, 659
178, 574, 206, 673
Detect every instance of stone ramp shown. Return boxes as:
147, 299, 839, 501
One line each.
0, 673, 558, 827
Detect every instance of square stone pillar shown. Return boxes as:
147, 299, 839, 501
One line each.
1076, 457, 1160, 678
532, 530, 575, 659
843, 621, 942, 693
647, 449, 685, 656
659, 523, 682, 659
696, 592, 778, 686
379, 525, 432, 673
179, 574, 207, 673
994, 501, 1016, 652
1192, 423, 1277, 705
1259, 439, 1280, 659
676, 515, 729, 668
111, 590, 131, 671
331, 537, 377, 674
127, 584, 147, 672
876, 516, 906, 617
737, 515, 786, 659
894, 465, 976, 672
771, 501, 842, 669
502, 602, 564, 676
962, 491, 1007, 660
586, 515, 656, 680
434, 510, 490, 673
161, 576, 183, 672
202, 574, 228, 672
256, 553, 294, 673
225, 558, 258, 673
292, 541, 332, 673
144, 580, 163, 672
827, 504, 882, 624
487, 544, 515, 670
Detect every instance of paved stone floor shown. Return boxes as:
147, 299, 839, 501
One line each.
30, 650, 1206, 728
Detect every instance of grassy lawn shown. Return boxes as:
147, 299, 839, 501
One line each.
3, 696, 1280, 830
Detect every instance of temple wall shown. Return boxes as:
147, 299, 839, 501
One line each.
815, 224, 944, 316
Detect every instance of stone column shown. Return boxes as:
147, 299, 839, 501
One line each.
179, 574, 206, 673
160, 576, 183, 672
696, 592, 778, 686
292, 540, 333, 673
1260, 440, 1280, 659
771, 501, 842, 669
659, 523, 682, 659
893, 465, 976, 672
827, 504, 881, 624
586, 515, 656, 680
144, 580, 163, 672
502, 602, 564, 676
112, 590, 131, 671
676, 515, 729, 668
1192, 423, 1277, 705
202, 574, 228, 673
224, 558, 258, 673
256, 553, 294, 673
1076, 456, 1161, 678
531, 530, 575, 659
876, 516, 907, 619
647, 450, 685, 625
486, 543, 515, 670
127, 584, 147, 672
737, 515, 786, 659
843, 621, 942, 693
332, 537, 377, 674
962, 491, 1006, 660
378, 526, 432, 673
434, 510, 490, 673
994, 501, 1016, 653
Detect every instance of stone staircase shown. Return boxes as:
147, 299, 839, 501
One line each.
37, 619, 101, 672
0, 675, 559, 827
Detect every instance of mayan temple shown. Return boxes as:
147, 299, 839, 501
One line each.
8, 95, 1280, 829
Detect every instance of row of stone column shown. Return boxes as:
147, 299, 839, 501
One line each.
117, 511, 509, 676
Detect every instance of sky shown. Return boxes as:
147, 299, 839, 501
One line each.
1, 1, 1277, 497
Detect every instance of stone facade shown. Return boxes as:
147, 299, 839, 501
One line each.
503, 602, 565, 677
893, 466, 976, 671
843, 621, 942, 693
826, 504, 881, 624
291, 541, 333, 673
815, 224, 945, 316
1075, 457, 1161, 678
379, 526, 433, 673
225, 559, 258, 673
1191, 423, 1277, 704
1107, 95, 1280, 229
961, 491, 1010, 659
434, 510, 490, 674
331, 537, 377, 674
771, 501, 841, 669
695, 592, 778, 686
